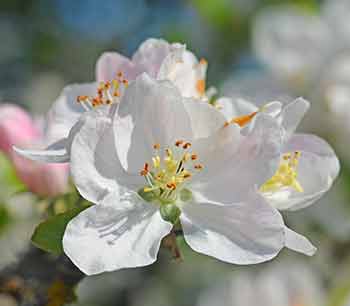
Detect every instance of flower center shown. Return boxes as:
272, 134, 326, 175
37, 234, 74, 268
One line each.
76, 71, 128, 110
139, 140, 203, 204
260, 151, 303, 194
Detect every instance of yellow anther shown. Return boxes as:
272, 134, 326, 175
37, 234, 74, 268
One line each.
165, 148, 173, 157
139, 141, 203, 202
260, 152, 303, 193
183, 152, 191, 162
112, 79, 120, 89
152, 156, 161, 168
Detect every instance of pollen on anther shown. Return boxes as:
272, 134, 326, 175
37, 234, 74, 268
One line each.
77, 95, 88, 102
140, 163, 149, 176
166, 182, 177, 190
153, 143, 161, 150
175, 140, 184, 147
191, 154, 198, 161
183, 142, 191, 149
194, 164, 203, 170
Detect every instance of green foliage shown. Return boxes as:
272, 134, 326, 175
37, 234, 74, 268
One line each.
0, 204, 12, 233
31, 204, 91, 255
191, 0, 234, 30
0, 153, 27, 200
327, 281, 350, 306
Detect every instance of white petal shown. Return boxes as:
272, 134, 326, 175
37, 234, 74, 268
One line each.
215, 97, 237, 119
95, 52, 138, 82
193, 113, 282, 204
13, 138, 69, 163
45, 83, 98, 143
280, 97, 310, 140
156, 43, 186, 80
253, 7, 332, 85
63, 191, 172, 275
70, 111, 136, 204
183, 98, 227, 139
132, 38, 172, 78
114, 74, 193, 174
284, 226, 316, 256
180, 191, 285, 264
158, 47, 202, 99
266, 133, 340, 211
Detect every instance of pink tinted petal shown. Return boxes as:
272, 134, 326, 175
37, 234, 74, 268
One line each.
0, 104, 41, 154
95, 52, 139, 82
10, 151, 69, 197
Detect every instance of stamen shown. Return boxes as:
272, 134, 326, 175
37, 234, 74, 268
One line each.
175, 140, 184, 147
76, 72, 128, 109
183, 142, 191, 149
260, 152, 303, 193
139, 142, 203, 202
153, 143, 161, 150
140, 163, 149, 176
194, 164, 203, 170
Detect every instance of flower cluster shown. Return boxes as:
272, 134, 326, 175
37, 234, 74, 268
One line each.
15, 38, 339, 275
253, 0, 350, 127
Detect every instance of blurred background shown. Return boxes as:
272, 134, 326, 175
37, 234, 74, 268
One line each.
2, 0, 350, 305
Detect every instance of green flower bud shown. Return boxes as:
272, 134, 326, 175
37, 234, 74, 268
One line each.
160, 204, 181, 224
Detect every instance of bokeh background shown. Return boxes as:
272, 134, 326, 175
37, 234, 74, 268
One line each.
2, 0, 350, 305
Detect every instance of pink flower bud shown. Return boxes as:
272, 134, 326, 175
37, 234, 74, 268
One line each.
0, 104, 40, 154
0, 104, 69, 197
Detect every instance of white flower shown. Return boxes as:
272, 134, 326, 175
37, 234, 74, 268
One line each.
222, 97, 340, 256
96, 38, 209, 100
253, 5, 333, 89
62, 74, 286, 275
323, 0, 350, 48
14, 38, 209, 163
197, 260, 325, 306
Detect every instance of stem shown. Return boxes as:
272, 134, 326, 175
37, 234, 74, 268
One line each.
162, 230, 183, 262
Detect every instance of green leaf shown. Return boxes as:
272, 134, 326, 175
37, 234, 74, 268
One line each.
0, 153, 27, 199
31, 205, 91, 255
0, 204, 12, 234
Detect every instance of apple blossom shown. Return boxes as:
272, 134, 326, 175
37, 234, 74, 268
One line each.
58, 74, 287, 275
197, 260, 325, 306
0, 104, 69, 197
15, 38, 211, 163
253, 5, 333, 90
222, 97, 340, 256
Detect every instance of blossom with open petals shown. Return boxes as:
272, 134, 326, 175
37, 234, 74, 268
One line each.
197, 260, 324, 306
253, 5, 333, 90
222, 97, 340, 256
15, 38, 209, 163
59, 74, 285, 275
